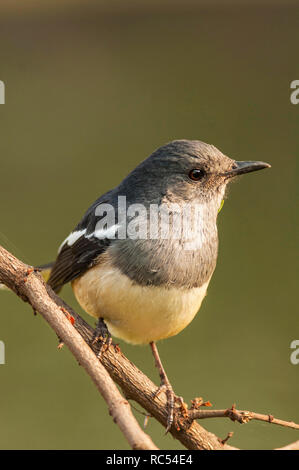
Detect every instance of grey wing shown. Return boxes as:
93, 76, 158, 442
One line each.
48, 190, 114, 293
48, 236, 110, 293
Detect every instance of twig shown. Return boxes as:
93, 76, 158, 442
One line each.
219, 431, 234, 446
188, 405, 299, 430
0, 245, 157, 450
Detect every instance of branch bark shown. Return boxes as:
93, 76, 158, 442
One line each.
0, 245, 157, 450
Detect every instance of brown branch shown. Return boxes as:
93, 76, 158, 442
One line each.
188, 405, 299, 430
0, 245, 157, 450
1, 245, 298, 450
277, 440, 299, 450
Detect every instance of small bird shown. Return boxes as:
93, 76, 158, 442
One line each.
45, 140, 270, 431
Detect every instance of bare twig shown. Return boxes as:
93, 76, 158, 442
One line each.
188, 405, 299, 430
0, 245, 157, 450
219, 431, 234, 446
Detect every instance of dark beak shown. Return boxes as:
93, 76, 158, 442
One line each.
225, 160, 271, 178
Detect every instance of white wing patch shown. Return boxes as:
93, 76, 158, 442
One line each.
58, 229, 87, 253
58, 224, 120, 253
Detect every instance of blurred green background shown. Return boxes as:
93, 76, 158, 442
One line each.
0, 0, 298, 450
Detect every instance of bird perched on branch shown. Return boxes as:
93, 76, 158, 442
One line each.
41, 140, 270, 431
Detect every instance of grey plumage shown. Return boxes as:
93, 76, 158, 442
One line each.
48, 140, 269, 292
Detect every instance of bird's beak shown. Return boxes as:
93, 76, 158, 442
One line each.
224, 160, 271, 178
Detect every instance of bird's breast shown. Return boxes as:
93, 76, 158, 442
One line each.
72, 260, 211, 344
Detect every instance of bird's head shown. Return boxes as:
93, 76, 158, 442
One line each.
127, 140, 270, 209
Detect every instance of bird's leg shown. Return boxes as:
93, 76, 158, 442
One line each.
150, 341, 184, 433
91, 317, 112, 357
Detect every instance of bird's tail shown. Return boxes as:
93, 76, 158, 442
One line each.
0, 261, 55, 291
36, 262, 55, 283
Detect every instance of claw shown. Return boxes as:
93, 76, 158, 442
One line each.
165, 386, 175, 433
90, 318, 112, 358
153, 385, 184, 433
153, 383, 167, 399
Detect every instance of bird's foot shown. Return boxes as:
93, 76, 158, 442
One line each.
153, 381, 185, 433
91, 318, 112, 357
150, 341, 187, 433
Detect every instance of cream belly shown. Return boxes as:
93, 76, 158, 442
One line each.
72, 263, 210, 345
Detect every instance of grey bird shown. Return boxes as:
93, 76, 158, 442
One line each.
45, 139, 270, 431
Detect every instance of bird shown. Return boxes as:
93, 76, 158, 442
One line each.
44, 139, 270, 431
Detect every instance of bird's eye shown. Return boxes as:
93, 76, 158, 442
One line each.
189, 169, 205, 181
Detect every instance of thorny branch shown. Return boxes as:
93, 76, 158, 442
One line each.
188, 404, 299, 430
0, 245, 298, 450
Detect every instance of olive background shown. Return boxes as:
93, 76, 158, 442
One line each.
0, 0, 298, 450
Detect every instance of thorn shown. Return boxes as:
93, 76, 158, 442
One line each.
219, 431, 234, 445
